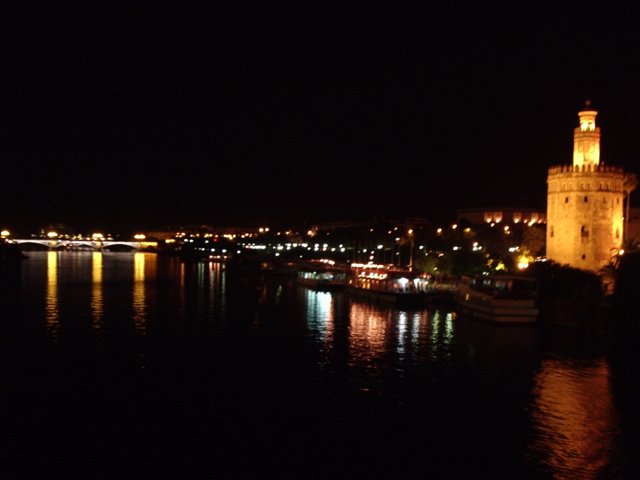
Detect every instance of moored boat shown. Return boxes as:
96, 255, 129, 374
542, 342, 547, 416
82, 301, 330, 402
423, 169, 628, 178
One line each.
346, 262, 431, 307
455, 274, 539, 324
297, 258, 348, 291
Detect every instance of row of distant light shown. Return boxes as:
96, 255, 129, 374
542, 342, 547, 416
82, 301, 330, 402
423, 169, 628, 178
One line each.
240, 242, 512, 257
241, 242, 496, 255
436, 221, 542, 235
2, 222, 542, 242
0, 231, 513, 255
0, 230, 149, 241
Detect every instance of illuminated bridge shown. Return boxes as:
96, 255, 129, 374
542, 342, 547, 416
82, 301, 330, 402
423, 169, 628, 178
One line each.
10, 239, 158, 251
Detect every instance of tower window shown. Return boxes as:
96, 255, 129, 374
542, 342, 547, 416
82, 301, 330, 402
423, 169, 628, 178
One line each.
550, 226, 554, 238
581, 225, 589, 238
584, 196, 588, 202
581, 254, 586, 260
616, 228, 620, 239
565, 197, 569, 203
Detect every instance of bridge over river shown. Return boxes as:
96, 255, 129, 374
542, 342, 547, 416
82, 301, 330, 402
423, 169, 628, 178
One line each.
11, 239, 158, 251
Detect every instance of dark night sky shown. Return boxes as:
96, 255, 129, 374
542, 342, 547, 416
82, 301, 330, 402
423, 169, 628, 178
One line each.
4, 3, 640, 233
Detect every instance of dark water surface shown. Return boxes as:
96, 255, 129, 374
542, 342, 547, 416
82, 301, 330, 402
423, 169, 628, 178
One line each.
1, 252, 639, 478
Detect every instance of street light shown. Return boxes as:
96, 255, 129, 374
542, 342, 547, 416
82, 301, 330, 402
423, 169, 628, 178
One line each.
408, 228, 414, 271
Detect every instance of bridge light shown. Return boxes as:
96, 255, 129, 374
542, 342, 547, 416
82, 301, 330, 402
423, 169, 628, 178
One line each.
91, 233, 104, 241
134, 234, 146, 240
0, 230, 9, 238
47, 231, 58, 238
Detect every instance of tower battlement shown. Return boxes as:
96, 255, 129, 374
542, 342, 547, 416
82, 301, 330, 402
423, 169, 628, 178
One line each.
548, 164, 625, 175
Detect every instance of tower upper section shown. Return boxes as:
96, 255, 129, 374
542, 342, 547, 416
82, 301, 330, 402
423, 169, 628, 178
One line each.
573, 100, 601, 168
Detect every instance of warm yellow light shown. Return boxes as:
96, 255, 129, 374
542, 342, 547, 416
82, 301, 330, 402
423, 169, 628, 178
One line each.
408, 229, 413, 235
92, 233, 104, 241
518, 255, 531, 270
47, 231, 58, 238
134, 233, 146, 240
0, 229, 9, 237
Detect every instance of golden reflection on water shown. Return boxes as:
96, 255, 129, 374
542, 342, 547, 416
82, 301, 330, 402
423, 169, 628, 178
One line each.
45, 251, 59, 340
91, 252, 103, 333
349, 301, 391, 360
133, 252, 147, 335
345, 302, 434, 394
529, 357, 618, 479
347, 302, 433, 361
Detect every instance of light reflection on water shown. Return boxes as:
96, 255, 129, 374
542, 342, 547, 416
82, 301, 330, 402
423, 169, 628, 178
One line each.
305, 290, 334, 344
300, 287, 621, 476
91, 252, 103, 333
528, 357, 618, 479
13, 253, 632, 477
133, 252, 147, 336
347, 299, 391, 362
429, 310, 455, 362
45, 251, 59, 341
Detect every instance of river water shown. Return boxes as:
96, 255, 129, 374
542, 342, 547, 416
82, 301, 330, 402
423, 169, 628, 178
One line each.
1, 251, 639, 478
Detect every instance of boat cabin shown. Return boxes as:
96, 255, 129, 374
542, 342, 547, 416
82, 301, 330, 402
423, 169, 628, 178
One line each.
465, 275, 538, 299
348, 262, 431, 294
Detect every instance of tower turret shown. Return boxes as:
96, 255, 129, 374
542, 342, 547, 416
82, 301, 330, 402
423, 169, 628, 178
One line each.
573, 100, 601, 168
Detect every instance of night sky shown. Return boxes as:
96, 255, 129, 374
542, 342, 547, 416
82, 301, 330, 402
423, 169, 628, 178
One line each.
5, 3, 640, 233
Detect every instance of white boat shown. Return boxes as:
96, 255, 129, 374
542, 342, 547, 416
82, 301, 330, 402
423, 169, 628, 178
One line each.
297, 259, 348, 291
346, 262, 431, 307
455, 274, 539, 324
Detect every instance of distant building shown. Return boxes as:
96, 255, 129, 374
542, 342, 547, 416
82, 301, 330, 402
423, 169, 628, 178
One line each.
546, 101, 634, 272
456, 207, 546, 226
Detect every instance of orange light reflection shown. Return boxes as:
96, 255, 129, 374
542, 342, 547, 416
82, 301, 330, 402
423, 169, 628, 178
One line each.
133, 252, 147, 336
45, 251, 59, 341
529, 358, 618, 479
91, 252, 103, 335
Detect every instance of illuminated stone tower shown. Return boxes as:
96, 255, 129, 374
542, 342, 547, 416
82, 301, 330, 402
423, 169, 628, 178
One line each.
546, 101, 625, 272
